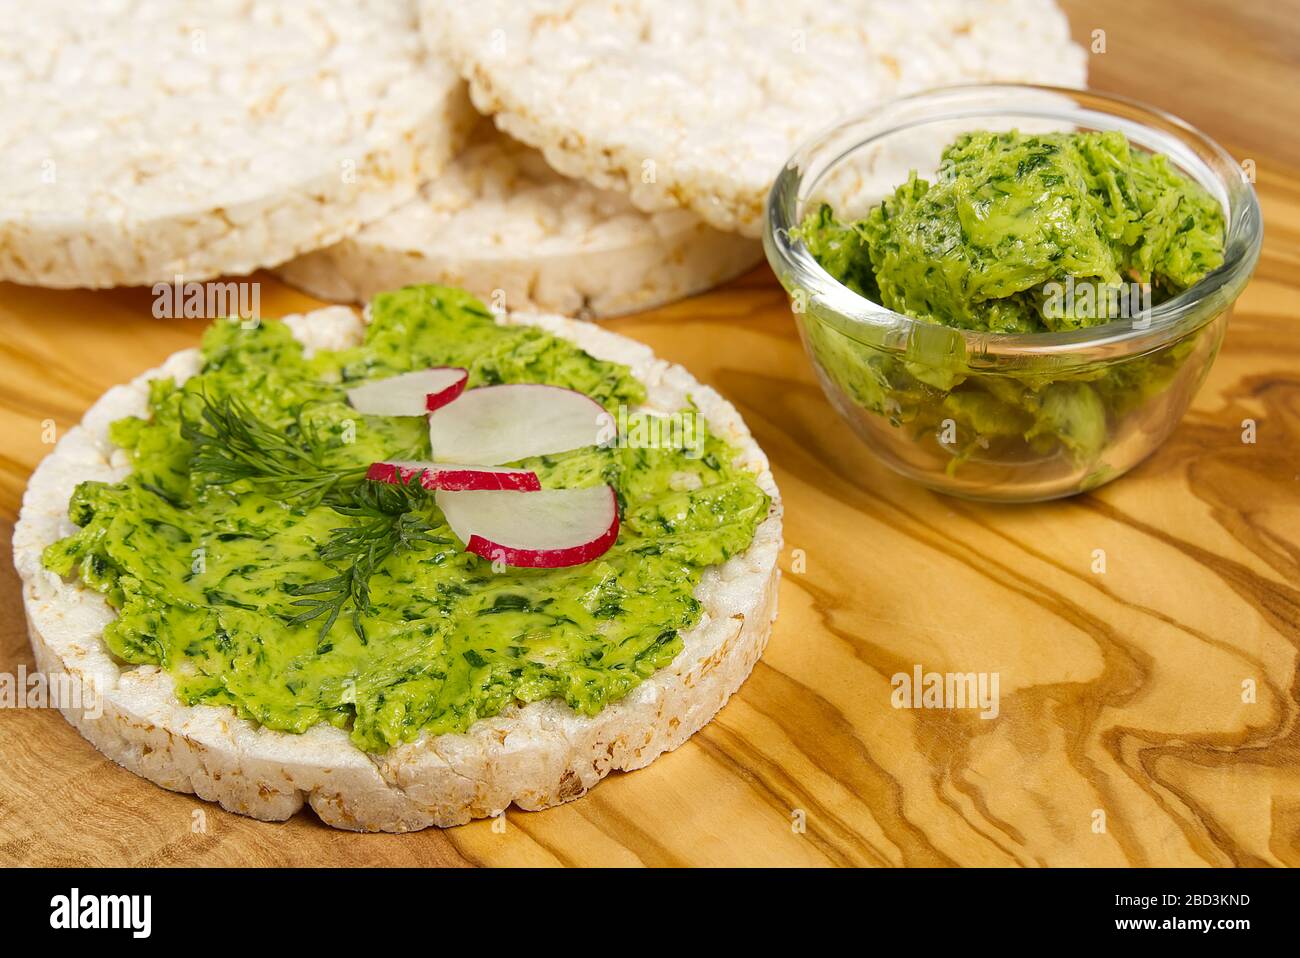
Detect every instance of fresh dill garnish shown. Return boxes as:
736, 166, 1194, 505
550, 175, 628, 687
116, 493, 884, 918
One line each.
286, 480, 448, 645
183, 392, 442, 642
182, 391, 367, 508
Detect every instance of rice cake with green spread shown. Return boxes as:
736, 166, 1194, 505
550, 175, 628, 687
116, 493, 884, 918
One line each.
0, 1, 473, 287
13, 287, 782, 831
426, 0, 1087, 237
276, 120, 762, 317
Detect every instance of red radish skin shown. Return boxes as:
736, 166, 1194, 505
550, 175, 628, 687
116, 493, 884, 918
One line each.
435, 486, 620, 568
466, 514, 619, 568
366, 461, 541, 492
346, 367, 468, 417
424, 368, 469, 412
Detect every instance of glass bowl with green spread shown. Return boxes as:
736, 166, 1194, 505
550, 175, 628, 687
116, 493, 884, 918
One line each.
764, 85, 1262, 501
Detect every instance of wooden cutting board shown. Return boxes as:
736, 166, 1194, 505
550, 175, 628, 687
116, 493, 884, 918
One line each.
1, 0, 1297, 867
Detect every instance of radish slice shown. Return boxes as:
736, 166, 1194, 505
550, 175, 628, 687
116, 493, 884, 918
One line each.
346, 367, 468, 416
435, 485, 619, 568
428, 383, 613, 465
366, 460, 541, 492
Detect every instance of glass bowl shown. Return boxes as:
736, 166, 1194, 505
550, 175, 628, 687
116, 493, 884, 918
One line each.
763, 84, 1262, 502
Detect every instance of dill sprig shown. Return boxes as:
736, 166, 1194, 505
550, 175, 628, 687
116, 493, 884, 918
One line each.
285, 481, 446, 645
182, 392, 443, 642
182, 392, 367, 508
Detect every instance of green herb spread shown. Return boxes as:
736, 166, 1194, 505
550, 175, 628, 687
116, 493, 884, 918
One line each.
795, 130, 1225, 467
44, 286, 770, 752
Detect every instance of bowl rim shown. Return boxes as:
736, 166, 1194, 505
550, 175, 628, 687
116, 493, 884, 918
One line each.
763, 83, 1263, 364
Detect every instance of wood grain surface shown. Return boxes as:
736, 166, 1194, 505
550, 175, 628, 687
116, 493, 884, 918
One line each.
1, 0, 1297, 867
